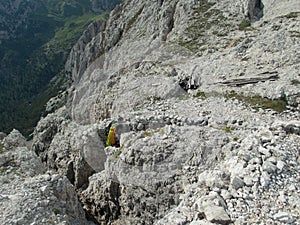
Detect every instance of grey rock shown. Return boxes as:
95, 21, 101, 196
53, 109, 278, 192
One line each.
257, 128, 273, 143
276, 160, 286, 170
260, 171, 271, 188
203, 204, 231, 225
262, 161, 277, 174
0, 145, 92, 225
273, 212, 295, 223
3, 129, 27, 151
231, 176, 245, 190
243, 176, 254, 186
258, 146, 271, 157
4, 0, 300, 224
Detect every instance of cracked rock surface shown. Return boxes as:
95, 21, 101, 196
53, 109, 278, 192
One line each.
1, 0, 300, 224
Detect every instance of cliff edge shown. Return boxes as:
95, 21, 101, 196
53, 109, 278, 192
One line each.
1, 0, 300, 224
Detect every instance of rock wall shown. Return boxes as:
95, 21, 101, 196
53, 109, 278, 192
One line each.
2, 0, 300, 224
0, 130, 94, 225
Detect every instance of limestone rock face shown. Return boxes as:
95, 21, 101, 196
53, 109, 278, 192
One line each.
0, 130, 93, 225
2, 0, 300, 224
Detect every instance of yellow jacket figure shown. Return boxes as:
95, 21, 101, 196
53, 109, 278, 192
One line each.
106, 126, 116, 147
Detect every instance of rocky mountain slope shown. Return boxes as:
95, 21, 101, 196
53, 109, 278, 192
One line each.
1, 0, 300, 224
0, 0, 121, 136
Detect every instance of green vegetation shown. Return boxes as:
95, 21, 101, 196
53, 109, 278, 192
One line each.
291, 79, 300, 85
283, 12, 299, 19
220, 152, 226, 161
238, 19, 251, 31
159, 128, 165, 136
290, 31, 300, 38
178, 0, 229, 53
191, 90, 287, 113
0, 1, 113, 137
221, 126, 232, 134
147, 95, 162, 103
52, 208, 61, 215
143, 131, 153, 137
0, 143, 3, 154
112, 149, 122, 159
225, 92, 287, 113
1, 179, 11, 184
194, 91, 207, 99
46, 12, 109, 53
143, 128, 165, 137
233, 137, 239, 142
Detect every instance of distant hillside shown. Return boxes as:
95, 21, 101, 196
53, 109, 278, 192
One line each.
0, 0, 121, 136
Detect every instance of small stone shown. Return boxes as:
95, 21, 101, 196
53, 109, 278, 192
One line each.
231, 176, 245, 190
258, 128, 273, 143
262, 161, 277, 173
258, 146, 271, 157
276, 160, 285, 170
212, 187, 221, 193
273, 212, 294, 223
288, 184, 296, 191
261, 172, 270, 187
137, 123, 144, 130
267, 156, 277, 164
249, 157, 262, 165
204, 205, 231, 225
221, 189, 232, 200
278, 191, 286, 204
243, 176, 254, 186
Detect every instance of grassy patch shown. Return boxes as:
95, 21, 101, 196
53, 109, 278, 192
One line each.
155, 128, 165, 136
283, 12, 299, 19
112, 149, 122, 159
46, 12, 108, 53
143, 131, 153, 137
53, 208, 61, 215
239, 19, 251, 31
220, 152, 226, 160
146, 96, 162, 103
226, 92, 287, 113
291, 79, 300, 85
194, 91, 207, 99
178, 94, 190, 100
1, 179, 11, 184
290, 31, 300, 38
233, 137, 239, 142
0, 143, 3, 154
178, 0, 228, 52
221, 126, 232, 133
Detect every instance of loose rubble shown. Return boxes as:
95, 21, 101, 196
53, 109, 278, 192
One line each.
1, 0, 300, 224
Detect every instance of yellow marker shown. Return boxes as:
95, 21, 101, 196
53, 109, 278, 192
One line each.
106, 126, 116, 146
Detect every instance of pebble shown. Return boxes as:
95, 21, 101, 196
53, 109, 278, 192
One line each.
273, 212, 295, 223
276, 160, 285, 170
262, 161, 277, 174
231, 176, 245, 190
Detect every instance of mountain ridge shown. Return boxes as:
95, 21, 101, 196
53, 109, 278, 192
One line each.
0, 0, 300, 224
0, 0, 121, 136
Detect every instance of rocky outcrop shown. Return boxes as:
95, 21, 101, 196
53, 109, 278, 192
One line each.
2, 0, 300, 224
0, 130, 94, 225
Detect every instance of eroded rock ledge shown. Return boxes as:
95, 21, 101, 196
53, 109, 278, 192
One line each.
1, 0, 299, 224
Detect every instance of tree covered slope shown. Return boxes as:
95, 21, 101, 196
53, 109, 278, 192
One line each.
0, 0, 120, 136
